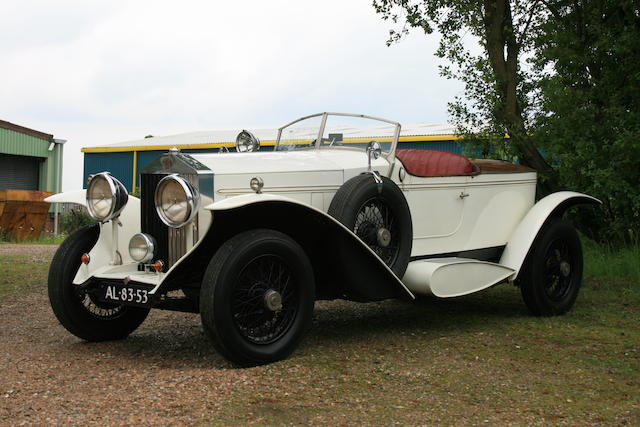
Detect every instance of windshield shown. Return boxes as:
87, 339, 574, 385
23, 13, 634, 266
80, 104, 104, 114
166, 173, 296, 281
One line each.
276, 115, 322, 151
275, 113, 400, 154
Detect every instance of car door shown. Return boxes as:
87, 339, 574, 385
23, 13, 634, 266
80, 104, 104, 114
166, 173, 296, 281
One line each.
394, 169, 469, 256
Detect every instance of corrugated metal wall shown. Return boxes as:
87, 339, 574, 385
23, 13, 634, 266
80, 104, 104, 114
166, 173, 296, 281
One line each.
397, 140, 461, 153
0, 154, 41, 190
0, 128, 50, 157
0, 127, 59, 192
84, 152, 134, 191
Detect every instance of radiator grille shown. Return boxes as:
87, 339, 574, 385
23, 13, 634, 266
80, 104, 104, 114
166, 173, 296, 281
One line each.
140, 172, 197, 270
140, 173, 169, 268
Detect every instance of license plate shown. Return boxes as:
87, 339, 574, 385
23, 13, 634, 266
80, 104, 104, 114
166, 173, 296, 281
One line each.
99, 283, 153, 307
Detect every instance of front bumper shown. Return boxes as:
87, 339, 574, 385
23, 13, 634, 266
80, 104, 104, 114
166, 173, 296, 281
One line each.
78, 275, 199, 313
74, 262, 164, 293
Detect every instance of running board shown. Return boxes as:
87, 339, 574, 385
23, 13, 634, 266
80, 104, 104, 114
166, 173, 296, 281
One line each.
402, 257, 515, 298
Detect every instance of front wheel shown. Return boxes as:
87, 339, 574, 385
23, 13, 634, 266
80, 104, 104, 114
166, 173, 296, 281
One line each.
200, 229, 315, 366
48, 225, 150, 341
518, 219, 584, 316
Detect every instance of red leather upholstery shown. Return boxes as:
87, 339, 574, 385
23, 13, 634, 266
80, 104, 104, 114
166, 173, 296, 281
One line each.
395, 149, 476, 177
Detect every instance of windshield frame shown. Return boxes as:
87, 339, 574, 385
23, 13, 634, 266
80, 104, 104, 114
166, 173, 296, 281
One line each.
275, 112, 401, 160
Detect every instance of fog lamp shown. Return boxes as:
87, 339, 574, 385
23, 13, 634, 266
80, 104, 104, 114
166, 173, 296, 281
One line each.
128, 233, 156, 263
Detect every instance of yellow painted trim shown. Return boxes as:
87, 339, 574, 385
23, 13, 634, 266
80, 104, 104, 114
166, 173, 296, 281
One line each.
132, 151, 137, 192
82, 141, 264, 153
81, 134, 463, 153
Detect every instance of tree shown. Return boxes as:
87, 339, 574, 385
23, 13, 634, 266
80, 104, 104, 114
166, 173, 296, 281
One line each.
532, 0, 640, 243
374, 0, 640, 242
373, 0, 558, 194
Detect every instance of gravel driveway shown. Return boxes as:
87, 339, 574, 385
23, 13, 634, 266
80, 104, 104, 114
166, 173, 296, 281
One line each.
0, 244, 245, 425
2, 244, 637, 426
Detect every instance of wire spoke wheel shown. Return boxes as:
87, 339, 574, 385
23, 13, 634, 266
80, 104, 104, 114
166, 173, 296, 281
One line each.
200, 229, 315, 366
543, 239, 573, 301
519, 219, 583, 316
353, 197, 400, 267
232, 254, 299, 344
328, 174, 412, 278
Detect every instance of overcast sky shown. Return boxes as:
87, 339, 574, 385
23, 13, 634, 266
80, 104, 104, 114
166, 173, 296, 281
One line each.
0, 0, 462, 191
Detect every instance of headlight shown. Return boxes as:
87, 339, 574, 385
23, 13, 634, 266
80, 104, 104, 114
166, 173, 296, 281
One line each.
235, 129, 260, 152
154, 175, 199, 227
86, 172, 128, 222
129, 233, 155, 263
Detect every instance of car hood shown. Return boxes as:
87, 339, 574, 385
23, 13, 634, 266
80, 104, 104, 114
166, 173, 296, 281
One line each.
191, 149, 385, 175
191, 149, 390, 200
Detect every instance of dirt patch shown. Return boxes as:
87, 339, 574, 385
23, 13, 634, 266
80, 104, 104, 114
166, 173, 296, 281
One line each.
0, 244, 638, 425
0, 244, 58, 263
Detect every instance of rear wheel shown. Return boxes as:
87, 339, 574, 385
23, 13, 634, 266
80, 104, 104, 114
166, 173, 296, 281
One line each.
200, 229, 315, 366
48, 225, 149, 341
519, 219, 583, 316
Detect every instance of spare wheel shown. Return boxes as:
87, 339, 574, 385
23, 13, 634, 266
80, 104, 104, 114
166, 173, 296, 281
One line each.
328, 173, 412, 278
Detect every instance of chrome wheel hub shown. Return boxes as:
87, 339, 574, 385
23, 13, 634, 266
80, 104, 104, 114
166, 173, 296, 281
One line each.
377, 228, 391, 248
559, 261, 571, 277
263, 289, 283, 312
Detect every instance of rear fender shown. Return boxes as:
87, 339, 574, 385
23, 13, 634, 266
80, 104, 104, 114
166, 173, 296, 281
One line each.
500, 191, 601, 280
163, 194, 415, 301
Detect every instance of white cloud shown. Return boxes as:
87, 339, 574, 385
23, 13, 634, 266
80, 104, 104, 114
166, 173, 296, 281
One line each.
0, 0, 464, 190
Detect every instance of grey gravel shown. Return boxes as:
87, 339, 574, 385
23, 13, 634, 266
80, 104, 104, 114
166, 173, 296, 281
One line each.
0, 244, 242, 426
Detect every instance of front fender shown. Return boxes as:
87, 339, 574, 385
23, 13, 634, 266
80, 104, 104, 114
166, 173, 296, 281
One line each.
500, 191, 601, 280
44, 189, 87, 206
47, 190, 143, 284
165, 194, 415, 301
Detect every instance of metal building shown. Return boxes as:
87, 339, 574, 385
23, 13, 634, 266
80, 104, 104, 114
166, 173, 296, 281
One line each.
82, 122, 461, 193
0, 120, 64, 193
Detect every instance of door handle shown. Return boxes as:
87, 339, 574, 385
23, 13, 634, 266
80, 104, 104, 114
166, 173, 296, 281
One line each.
459, 191, 469, 199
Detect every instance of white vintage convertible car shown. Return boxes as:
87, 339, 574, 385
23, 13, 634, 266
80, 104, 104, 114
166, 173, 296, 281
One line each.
46, 112, 599, 366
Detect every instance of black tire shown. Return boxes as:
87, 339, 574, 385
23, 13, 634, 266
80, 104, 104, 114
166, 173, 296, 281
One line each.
519, 219, 584, 316
200, 229, 315, 366
48, 225, 150, 341
328, 174, 412, 277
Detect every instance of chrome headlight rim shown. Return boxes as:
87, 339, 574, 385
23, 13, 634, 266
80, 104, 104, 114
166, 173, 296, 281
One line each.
235, 129, 260, 153
86, 172, 128, 222
154, 174, 199, 228
128, 233, 156, 263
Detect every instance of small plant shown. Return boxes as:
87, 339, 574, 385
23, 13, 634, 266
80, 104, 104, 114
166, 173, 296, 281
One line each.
0, 228, 15, 242
59, 208, 96, 235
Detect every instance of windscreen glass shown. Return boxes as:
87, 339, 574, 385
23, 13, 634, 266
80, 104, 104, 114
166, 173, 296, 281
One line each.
275, 115, 322, 151
319, 116, 396, 153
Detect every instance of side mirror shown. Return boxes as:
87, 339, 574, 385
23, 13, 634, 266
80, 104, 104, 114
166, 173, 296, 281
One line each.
235, 130, 260, 153
367, 141, 382, 171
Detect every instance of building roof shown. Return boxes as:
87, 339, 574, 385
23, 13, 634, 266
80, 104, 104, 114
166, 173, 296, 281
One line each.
0, 120, 53, 141
82, 122, 460, 153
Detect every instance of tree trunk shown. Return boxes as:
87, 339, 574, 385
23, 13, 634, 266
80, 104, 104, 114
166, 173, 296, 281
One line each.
483, 0, 558, 196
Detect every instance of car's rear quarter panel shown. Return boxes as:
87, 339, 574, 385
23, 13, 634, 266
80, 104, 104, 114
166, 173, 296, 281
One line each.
391, 162, 537, 257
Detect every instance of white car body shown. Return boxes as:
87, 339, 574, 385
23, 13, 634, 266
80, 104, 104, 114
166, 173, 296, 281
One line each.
46, 112, 599, 365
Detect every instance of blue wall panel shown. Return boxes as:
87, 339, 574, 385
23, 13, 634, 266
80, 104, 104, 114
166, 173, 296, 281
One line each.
83, 152, 133, 191
397, 141, 461, 153
84, 141, 463, 193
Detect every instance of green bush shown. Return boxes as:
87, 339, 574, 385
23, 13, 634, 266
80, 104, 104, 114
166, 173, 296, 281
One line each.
59, 208, 96, 234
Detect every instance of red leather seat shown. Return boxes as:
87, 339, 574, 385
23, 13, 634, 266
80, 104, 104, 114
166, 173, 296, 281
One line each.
395, 149, 476, 177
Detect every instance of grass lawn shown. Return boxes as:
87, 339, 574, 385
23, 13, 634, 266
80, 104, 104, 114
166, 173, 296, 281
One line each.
1, 243, 638, 425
